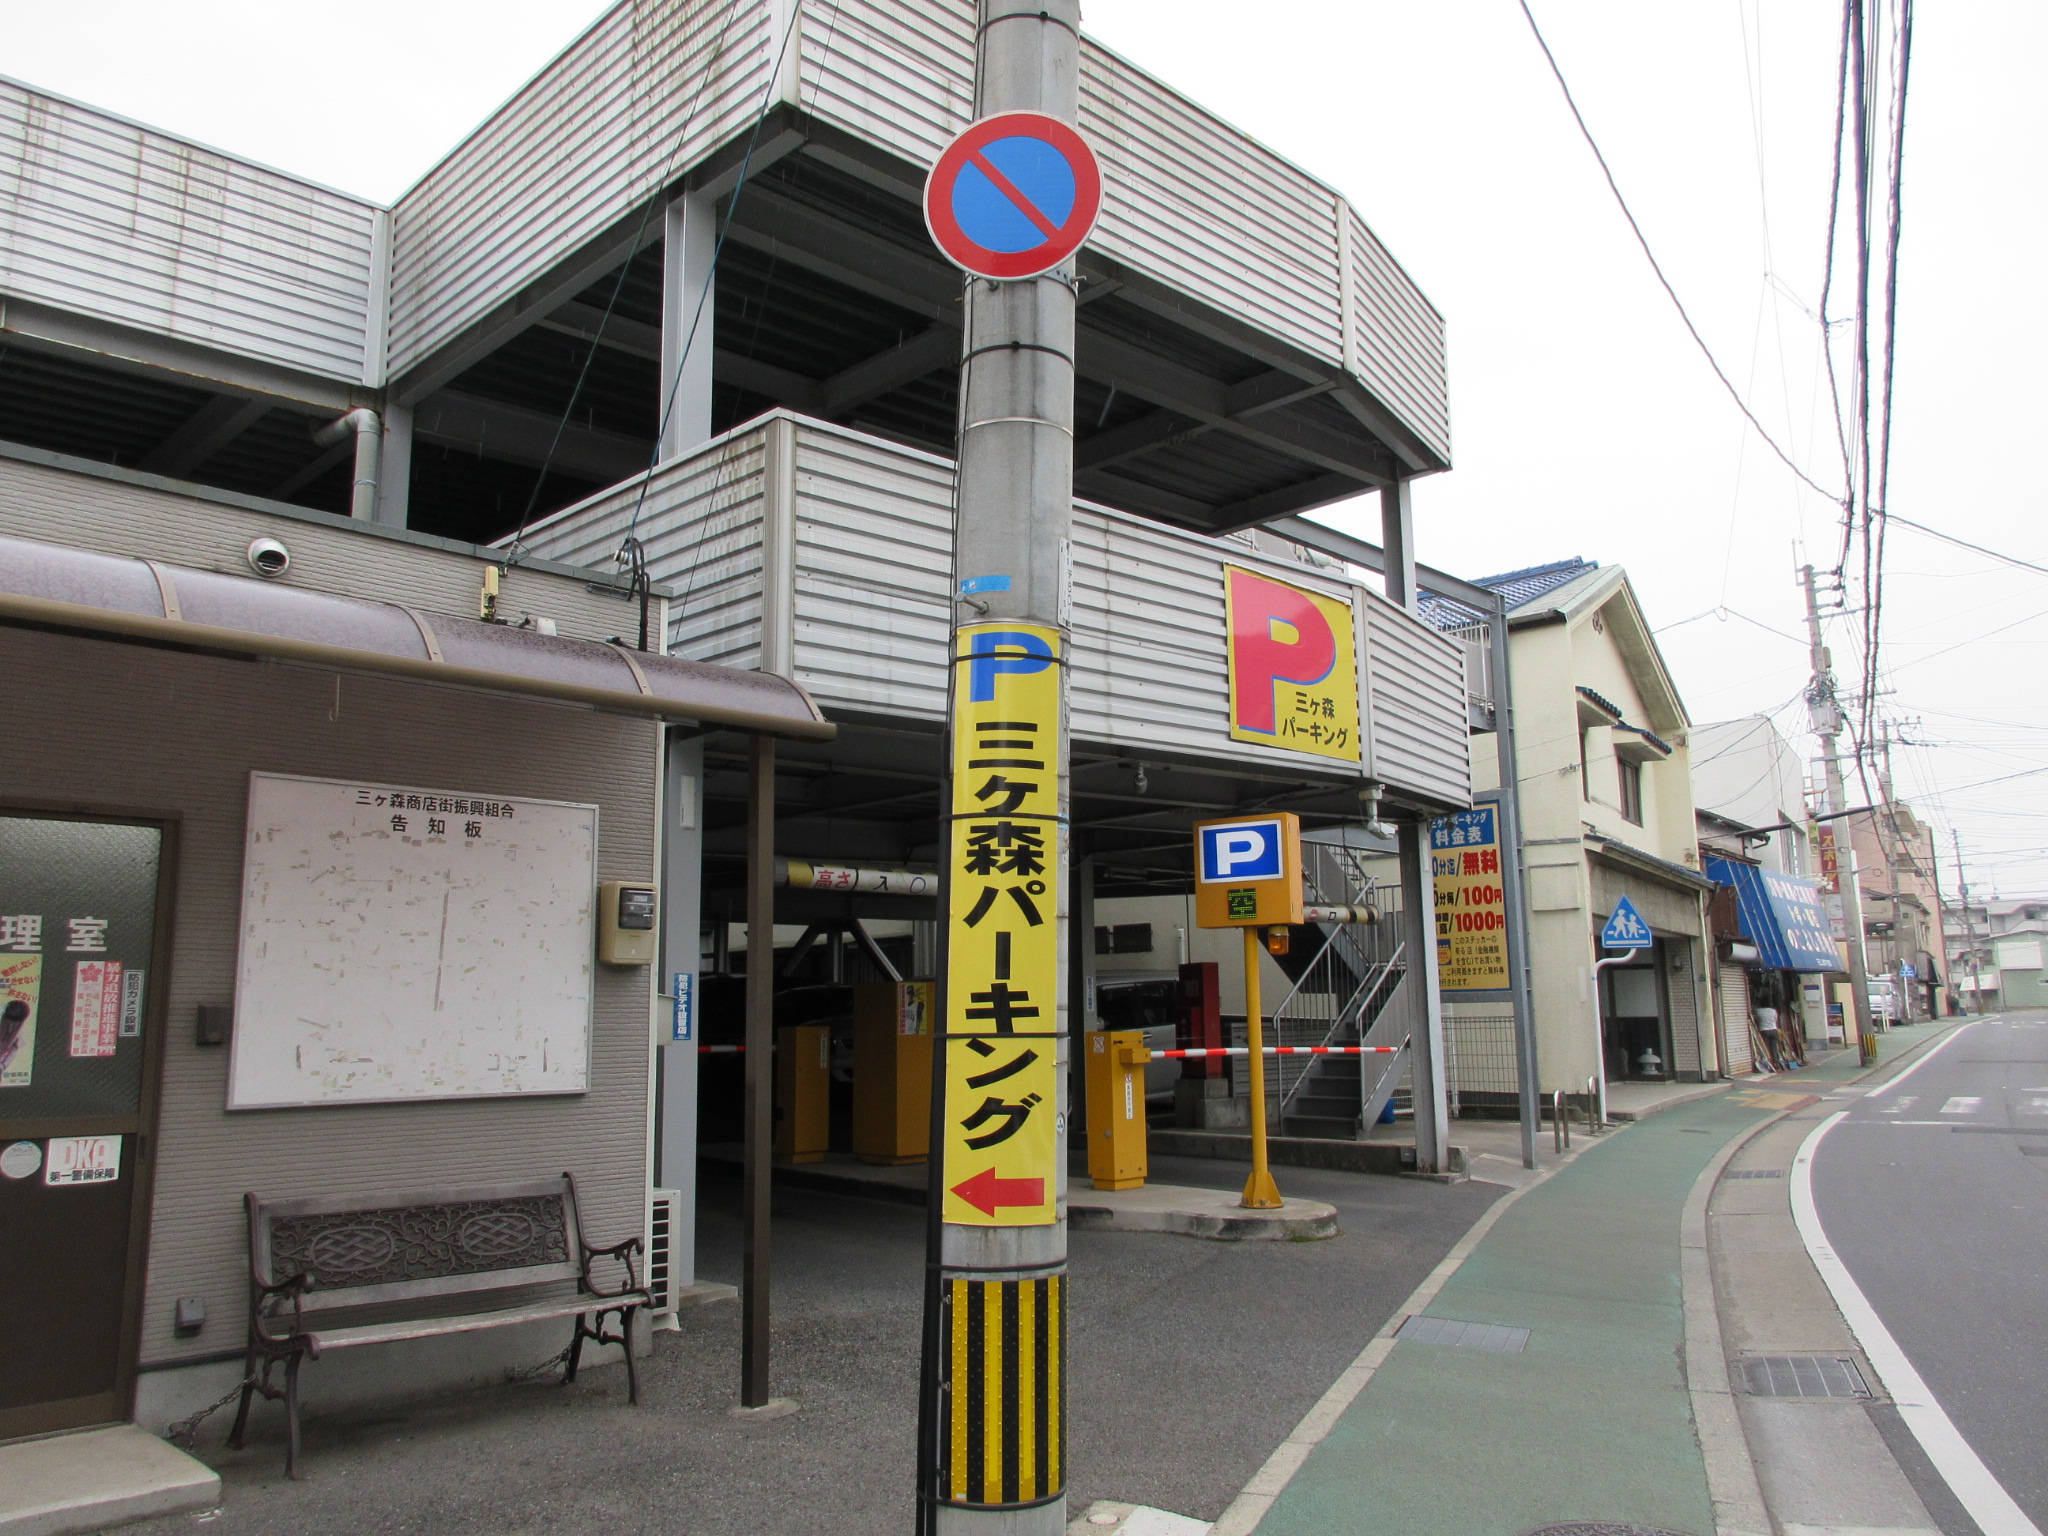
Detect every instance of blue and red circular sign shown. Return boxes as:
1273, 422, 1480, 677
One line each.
923, 111, 1102, 280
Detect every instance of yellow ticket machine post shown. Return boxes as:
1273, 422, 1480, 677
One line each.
1085, 1030, 1150, 1190
774, 1023, 831, 1164
852, 980, 935, 1165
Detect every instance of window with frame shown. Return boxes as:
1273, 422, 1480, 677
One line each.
1618, 757, 1644, 825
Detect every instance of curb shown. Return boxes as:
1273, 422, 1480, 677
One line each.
1069, 1190, 1337, 1242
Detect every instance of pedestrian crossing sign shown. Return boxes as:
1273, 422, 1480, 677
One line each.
1600, 896, 1653, 950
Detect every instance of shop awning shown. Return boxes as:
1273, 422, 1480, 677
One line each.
0, 534, 834, 741
1704, 857, 1841, 972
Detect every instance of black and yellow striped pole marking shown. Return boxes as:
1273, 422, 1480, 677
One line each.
943, 1275, 1065, 1507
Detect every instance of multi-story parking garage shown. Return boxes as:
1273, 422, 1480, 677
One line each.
0, 0, 1482, 1450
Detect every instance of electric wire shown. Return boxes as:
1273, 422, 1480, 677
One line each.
1514, 0, 1844, 506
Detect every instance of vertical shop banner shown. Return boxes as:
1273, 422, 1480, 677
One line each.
1, 954, 42, 1087
1224, 566, 1361, 763
942, 625, 1063, 1228
1431, 807, 1510, 992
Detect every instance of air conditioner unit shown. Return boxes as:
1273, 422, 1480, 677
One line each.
647, 1187, 683, 1332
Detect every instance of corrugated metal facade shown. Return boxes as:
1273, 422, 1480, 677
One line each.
0, 447, 653, 644
384, 0, 777, 378
1364, 590, 1472, 809
0, 78, 379, 383
520, 413, 1471, 807
375, 0, 1447, 462
2, 625, 658, 1370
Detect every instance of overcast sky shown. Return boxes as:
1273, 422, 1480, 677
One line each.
9, 0, 2044, 901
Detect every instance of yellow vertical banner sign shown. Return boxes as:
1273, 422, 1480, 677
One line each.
942, 623, 1062, 1228
1431, 805, 1510, 992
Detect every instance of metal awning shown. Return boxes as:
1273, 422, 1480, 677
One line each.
1705, 857, 1842, 973
0, 534, 834, 741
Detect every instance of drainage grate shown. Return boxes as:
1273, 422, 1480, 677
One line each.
1397, 1315, 1530, 1353
1519, 1525, 1698, 1536
1742, 1355, 1871, 1398
1723, 1168, 1785, 1179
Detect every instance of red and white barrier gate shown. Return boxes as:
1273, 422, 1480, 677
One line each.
1151, 1045, 1397, 1059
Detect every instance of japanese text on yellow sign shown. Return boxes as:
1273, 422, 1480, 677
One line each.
1224, 566, 1361, 763
1432, 807, 1510, 992
943, 623, 1063, 1227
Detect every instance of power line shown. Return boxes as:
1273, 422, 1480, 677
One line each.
1882, 512, 2048, 578
1513, 0, 1845, 506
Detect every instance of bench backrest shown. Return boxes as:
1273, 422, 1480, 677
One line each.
247, 1176, 582, 1312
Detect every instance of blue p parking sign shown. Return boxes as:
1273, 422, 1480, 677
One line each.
1199, 820, 1285, 883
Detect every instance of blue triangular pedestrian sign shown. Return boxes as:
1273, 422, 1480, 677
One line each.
1601, 896, 1653, 950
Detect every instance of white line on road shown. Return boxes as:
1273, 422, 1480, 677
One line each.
1940, 1096, 1986, 1115
1794, 1103, 2045, 1536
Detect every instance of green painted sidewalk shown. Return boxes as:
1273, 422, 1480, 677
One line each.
1255, 1025, 1951, 1536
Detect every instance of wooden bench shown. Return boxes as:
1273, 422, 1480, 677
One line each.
230, 1174, 648, 1476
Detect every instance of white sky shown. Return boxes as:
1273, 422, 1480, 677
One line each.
8, 0, 2045, 904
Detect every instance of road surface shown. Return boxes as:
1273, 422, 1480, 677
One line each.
1811, 1013, 2048, 1529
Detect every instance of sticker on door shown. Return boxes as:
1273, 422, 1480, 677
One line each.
44, 1135, 121, 1186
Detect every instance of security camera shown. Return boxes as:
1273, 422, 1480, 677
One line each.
246, 537, 290, 578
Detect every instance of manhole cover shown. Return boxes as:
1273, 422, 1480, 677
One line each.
1520, 1526, 1699, 1536
1396, 1314, 1530, 1353
1742, 1354, 1871, 1398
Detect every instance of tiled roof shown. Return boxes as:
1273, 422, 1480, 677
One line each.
1418, 557, 1598, 631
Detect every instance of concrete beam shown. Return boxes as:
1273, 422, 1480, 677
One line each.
412, 389, 651, 483
135, 395, 272, 478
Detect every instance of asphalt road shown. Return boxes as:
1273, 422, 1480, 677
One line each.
1810, 1013, 2048, 1530
133, 1154, 1499, 1535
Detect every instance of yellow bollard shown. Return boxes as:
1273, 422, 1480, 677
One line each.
1085, 1030, 1150, 1190
1240, 927, 1283, 1209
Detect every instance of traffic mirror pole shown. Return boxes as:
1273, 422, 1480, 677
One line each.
917, 3, 1094, 1530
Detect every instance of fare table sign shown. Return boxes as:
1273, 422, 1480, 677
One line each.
1432, 806, 1510, 993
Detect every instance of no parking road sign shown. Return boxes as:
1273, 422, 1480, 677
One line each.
924, 111, 1102, 280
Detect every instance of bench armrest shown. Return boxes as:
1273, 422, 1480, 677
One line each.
577, 1234, 643, 1298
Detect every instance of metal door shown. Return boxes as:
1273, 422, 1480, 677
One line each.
0, 813, 170, 1439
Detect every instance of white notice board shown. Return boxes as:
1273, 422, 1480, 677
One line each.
228, 772, 598, 1109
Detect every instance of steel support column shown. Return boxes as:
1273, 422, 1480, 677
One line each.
1490, 600, 1541, 1167
741, 734, 777, 1408
1400, 821, 1451, 1174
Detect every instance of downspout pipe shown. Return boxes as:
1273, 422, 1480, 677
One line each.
312, 407, 382, 522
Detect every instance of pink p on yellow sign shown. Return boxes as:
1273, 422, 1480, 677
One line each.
1224, 566, 1360, 763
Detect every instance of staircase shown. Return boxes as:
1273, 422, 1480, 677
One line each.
1275, 839, 1412, 1141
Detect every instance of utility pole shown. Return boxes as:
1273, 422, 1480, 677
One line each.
917, 4, 1085, 1530
1952, 828, 1981, 1016
1801, 564, 1878, 1064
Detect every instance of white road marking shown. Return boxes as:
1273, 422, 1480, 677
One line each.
1881, 1096, 1919, 1114
1796, 1102, 2045, 1536
1941, 1096, 1985, 1115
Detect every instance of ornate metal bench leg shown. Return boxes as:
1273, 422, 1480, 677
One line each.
621, 1306, 641, 1406
283, 1352, 304, 1480
227, 1349, 259, 1450
564, 1314, 588, 1386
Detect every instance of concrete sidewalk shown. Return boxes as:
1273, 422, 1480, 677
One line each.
1216, 1024, 1956, 1536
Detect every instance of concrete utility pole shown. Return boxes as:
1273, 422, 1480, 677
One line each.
917, 3, 1081, 1530
1801, 564, 1879, 1064
1953, 828, 1981, 1015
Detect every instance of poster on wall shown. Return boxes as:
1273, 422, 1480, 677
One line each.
1431, 806, 1510, 993
1224, 566, 1362, 763
0, 955, 41, 1088
228, 772, 599, 1110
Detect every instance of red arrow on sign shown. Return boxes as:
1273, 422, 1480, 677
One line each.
950, 1167, 1046, 1217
